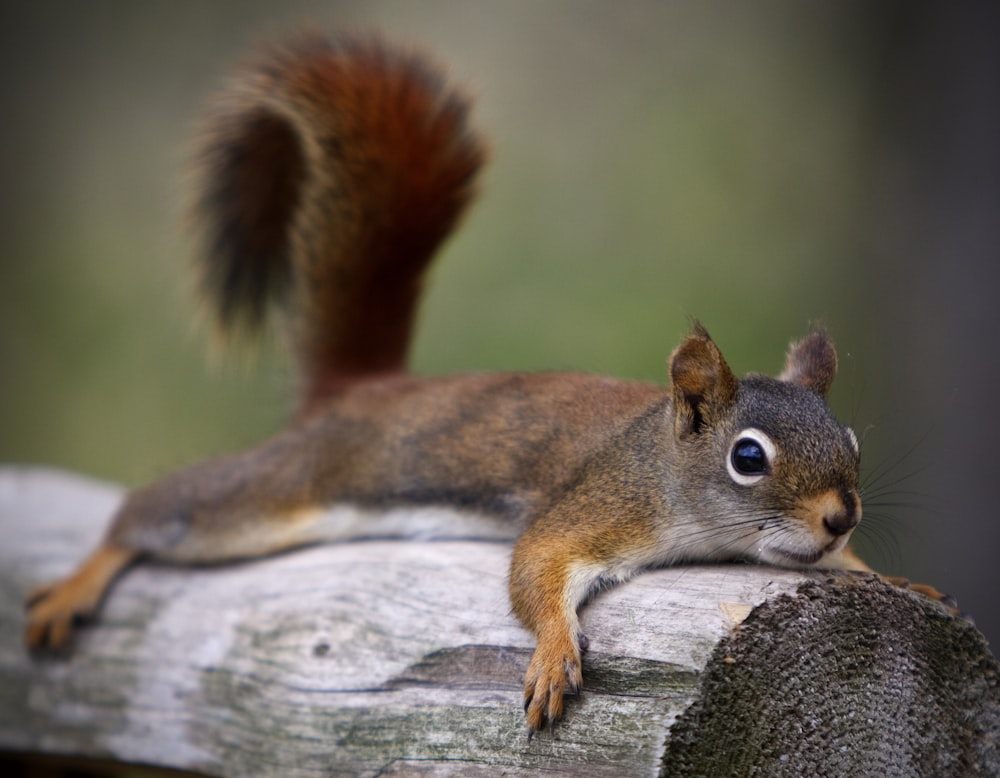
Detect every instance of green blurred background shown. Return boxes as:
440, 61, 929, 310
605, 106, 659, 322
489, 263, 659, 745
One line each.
2, 1, 997, 650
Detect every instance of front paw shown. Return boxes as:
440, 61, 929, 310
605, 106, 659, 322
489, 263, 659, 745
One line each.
523, 632, 583, 738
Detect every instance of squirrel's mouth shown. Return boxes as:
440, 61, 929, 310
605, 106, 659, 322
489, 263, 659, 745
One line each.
774, 547, 825, 565
772, 535, 846, 566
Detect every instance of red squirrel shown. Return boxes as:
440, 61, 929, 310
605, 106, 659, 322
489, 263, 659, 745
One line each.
24, 32, 949, 737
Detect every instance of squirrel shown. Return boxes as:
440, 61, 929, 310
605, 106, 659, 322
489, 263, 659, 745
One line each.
23, 31, 951, 738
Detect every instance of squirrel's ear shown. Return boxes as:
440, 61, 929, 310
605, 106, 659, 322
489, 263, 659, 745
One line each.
779, 329, 838, 398
669, 323, 738, 437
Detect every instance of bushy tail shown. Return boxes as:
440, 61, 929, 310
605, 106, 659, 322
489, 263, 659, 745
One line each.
192, 33, 486, 413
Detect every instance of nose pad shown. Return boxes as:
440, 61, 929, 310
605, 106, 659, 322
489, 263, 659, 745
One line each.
823, 490, 861, 536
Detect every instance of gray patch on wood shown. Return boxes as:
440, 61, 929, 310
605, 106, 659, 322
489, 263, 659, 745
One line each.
383, 645, 529, 690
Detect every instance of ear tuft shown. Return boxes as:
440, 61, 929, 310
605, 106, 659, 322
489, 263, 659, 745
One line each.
779, 329, 838, 398
669, 323, 738, 436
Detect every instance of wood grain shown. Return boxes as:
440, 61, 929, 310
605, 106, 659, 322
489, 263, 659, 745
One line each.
1, 467, 996, 777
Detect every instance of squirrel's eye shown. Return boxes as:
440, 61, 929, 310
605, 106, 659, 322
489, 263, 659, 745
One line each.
732, 439, 768, 475
727, 428, 776, 486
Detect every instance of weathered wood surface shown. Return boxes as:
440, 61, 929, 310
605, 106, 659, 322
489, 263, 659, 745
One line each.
1, 466, 998, 777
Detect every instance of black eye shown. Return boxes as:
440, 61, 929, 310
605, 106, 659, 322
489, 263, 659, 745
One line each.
732, 438, 770, 475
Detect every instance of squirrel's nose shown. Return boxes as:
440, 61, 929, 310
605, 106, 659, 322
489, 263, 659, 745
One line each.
822, 490, 861, 536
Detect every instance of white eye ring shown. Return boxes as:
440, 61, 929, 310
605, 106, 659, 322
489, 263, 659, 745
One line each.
727, 428, 777, 486
846, 427, 859, 454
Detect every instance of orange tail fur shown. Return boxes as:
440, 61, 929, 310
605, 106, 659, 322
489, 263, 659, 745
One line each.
193, 34, 487, 413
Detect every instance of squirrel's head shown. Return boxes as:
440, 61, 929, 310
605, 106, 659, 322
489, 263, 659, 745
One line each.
667, 323, 861, 569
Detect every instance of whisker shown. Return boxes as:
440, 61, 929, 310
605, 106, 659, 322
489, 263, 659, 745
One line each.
666, 511, 786, 561
862, 463, 934, 496
851, 516, 903, 570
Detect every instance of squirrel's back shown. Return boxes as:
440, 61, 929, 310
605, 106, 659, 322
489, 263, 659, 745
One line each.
193, 34, 486, 413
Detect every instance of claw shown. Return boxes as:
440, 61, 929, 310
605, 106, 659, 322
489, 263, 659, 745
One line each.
566, 676, 580, 696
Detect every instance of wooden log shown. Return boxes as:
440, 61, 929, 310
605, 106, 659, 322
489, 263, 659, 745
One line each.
0, 467, 997, 776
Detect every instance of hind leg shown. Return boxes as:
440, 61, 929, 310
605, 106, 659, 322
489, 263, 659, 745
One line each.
824, 545, 961, 613
25, 544, 138, 652
881, 575, 961, 612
